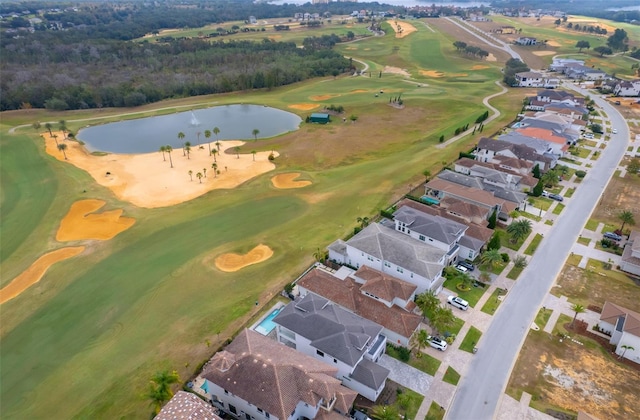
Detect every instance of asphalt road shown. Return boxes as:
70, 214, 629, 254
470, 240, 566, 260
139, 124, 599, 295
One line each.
447, 87, 630, 420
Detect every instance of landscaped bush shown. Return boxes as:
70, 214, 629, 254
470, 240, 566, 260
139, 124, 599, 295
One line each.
501, 253, 510, 263
575, 170, 586, 178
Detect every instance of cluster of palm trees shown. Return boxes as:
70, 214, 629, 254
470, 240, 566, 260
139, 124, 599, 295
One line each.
414, 290, 456, 345
147, 369, 180, 415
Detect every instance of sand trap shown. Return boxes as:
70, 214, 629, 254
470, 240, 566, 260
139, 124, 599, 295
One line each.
43, 131, 278, 208
310, 94, 339, 101
384, 66, 410, 77
391, 20, 417, 38
486, 53, 497, 62
56, 199, 136, 242
271, 173, 312, 189
546, 40, 561, 47
0, 247, 85, 304
533, 50, 556, 56
471, 65, 490, 70
214, 244, 273, 272
288, 103, 318, 111
350, 89, 369, 93
420, 70, 445, 78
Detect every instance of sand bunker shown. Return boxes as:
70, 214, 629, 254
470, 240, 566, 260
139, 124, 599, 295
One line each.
471, 65, 490, 70
391, 20, 417, 38
271, 173, 312, 189
56, 199, 136, 242
288, 103, 319, 111
420, 70, 445, 78
546, 40, 561, 47
486, 53, 497, 62
350, 89, 368, 93
384, 66, 410, 77
0, 247, 85, 304
214, 244, 273, 272
533, 50, 556, 56
310, 94, 339, 101
43, 131, 278, 208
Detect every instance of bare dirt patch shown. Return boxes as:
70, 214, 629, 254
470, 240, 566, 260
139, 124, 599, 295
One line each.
546, 40, 561, 47
391, 20, 417, 38
43, 131, 277, 208
532, 50, 556, 56
350, 89, 369, 93
310, 94, 339, 101
486, 53, 497, 62
0, 247, 85, 304
271, 173, 312, 189
288, 103, 318, 111
590, 171, 640, 229
56, 199, 136, 242
420, 70, 444, 78
383, 66, 410, 77
214, 244, 273, 272
471, 65, 490, 70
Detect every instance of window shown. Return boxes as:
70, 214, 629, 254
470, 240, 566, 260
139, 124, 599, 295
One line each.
333, 358, 337, 363
419, 235, 425, 241
229, 405, 237, 415
224, 389, 229, 395
384, 261, 391, 268
246, 413, 251, 420
258, 408, 263, 414
397, 267, 403, 273
317, 349, 325, 357
266, 413, 270, 419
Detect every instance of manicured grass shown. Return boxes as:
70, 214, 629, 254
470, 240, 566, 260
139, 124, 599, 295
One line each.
481, 288, 504, 314
527, 196, 552, 211
506, 264, 525, 280
426, 401, 446, 420
459, 326, 482, 353
585, 218, 599, 231
445, 316, 465, 338
524, 233, 543, 255
411, 353, 442, 376
577, 236, 590, 246
544, 220, 553, 226
495, 229, 529, 251
566, 253, 582, 266
564, 187, 575, 198
442, 366, 461, 386
519, 212, 542, 222
534, 308, 552, 330
396, 387, 424, 420
443, 277, 488, 308
552, 203, 565, 215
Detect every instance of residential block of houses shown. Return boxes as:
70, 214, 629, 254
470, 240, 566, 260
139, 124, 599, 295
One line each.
200, 329, 357, 420
597, 302, 640, 364
274, 293, 389, 401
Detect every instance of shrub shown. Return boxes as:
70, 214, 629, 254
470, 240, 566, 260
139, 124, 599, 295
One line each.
575, 170, 586, 178
501, 253, 510, 263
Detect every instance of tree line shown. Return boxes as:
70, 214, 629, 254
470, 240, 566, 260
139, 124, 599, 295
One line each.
452, 41, 490, 60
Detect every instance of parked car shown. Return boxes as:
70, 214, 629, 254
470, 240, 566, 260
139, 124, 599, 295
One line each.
583, 133, 594, 139
612, 128, 618, 134
457, 260, 475, 271
427, 335, 448, 351
447, 295, 469, 311
454, 264, 468, 273
351, 410, 372, 420
548, 193, 564, 202
603, 232, 622, 241
541, 190, 550, 197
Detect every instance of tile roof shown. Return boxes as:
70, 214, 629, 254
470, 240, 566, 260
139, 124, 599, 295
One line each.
477, 137, 552, 163
393, 206, 467, 245
516, 127, 569, 145
274, 293, 385, 367
350, 358, 389, 390
492, 155, 534, 171
202, 330, 356, 420
296, 267, 421, 339
600, 302, 640, 338
156, 391, 222, 420
343, 223, 446, 280
621, 230, 640, 269
436, 170, 527, 205
439, 196, 491, 221
456, 158, 535, 188
426, 177, 517, 213
355, 265, 417, 302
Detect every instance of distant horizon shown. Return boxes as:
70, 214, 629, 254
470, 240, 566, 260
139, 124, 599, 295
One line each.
269, 0, 491, 8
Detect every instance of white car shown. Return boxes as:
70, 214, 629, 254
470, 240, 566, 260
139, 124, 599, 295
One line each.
448, 295, 469, 311
455, 264, 468, 273
612, 128, 618, 134
427, 335, 448, 351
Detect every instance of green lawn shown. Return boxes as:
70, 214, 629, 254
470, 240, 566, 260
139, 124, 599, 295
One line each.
396, 387, 424, 420
577, 236, 590, 246
481, 288, 505, 314
426, 401, 446, 420
443, 277, 488, 308
496, 229, 530, 251
524, 233, 544, 255
585, 218, 599, 231
442, 366, 461, 386
459, 326, 482, 353
506, 264, 525, 280
552, 203, 565, 215
534, 307, 552, 330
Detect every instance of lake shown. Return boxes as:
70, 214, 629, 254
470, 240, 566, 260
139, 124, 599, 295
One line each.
78, 104, 302, 154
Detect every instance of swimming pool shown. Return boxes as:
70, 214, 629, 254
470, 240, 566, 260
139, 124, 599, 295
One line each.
254, 307, 282, 335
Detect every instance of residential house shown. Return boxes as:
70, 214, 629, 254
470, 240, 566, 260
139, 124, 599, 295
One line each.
491, 154, 534, 174
248, 16, 257, 24
565, 65, 608, 81
613, 80, 640, 97
515, 72, 559, 88
516, 114, 582, 143
475, 137, 555, 170
454, 157, 537, 192
156, 391, 222, 420
549, 58, 584, 73
274, 293, 389, 401
515, 37, 537, 46
424, 177, 518, 221
296, 265, 422, 347
328, 223, 446, 294
536, 89, 584, 107
597, 301, 640, 364
620, 230, 640, 276
543, 103, 589, 124
200, 329, 357, 420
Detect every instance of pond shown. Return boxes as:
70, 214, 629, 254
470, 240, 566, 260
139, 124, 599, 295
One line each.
78, 104, 302, 154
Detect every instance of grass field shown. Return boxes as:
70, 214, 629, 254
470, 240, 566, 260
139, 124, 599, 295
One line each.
0, 16, 556, 419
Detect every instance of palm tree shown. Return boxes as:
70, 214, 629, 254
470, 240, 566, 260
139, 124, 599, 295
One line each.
416, 290, 440, 319
215, 140, 222, 152
52, 134, 59, 146
481, 249, 503, 269
213, 127, 221, 145
234, 146, 240, 159
184, 141, 192, 159
57, 143, 68, 160
203, 168, 207, 178
410, 329, 430, 357
148, 370, 180, 413
423, 169, 431, 182
196, 172, 203, 183
370, 404, 399, 420
211, 149, 218, 162
430, 305, 455, 336
356, 216, 370, 229
252, 128, 260, 141
188, 170, 193, 181
618, 210, 635, 232
251, 150, 257, 161
618, 344, 635, 360
159, 145, 167, 161
32, 121, 41, 131
541, 169, 559, 187
204, 129, 212, 154
165, 145, 174, 168
570, 303, 585, 328
45, 122, 53, 136
313, 247, 325, 262
507, 219, 532, 244
177, 132, 186, 154
59, 120, 67, 139
211, 163, 218, 177
148, 385, 168, 415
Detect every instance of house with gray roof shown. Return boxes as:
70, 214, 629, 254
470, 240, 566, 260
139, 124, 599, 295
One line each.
536, 89, 584, 107
565, 65, 608, 81
454, 157, 537, 192
393, 205, 467, 265
476, 137, 555, 170
200, 329, 356, 420
274, 293, 389, 401
614, 79, 640, 97
436, 170, 528, 209
328, 223, 446, 294
621, 229, 640, 276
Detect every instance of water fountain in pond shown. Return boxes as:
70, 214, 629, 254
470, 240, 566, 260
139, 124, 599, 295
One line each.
190, 111, 201, 127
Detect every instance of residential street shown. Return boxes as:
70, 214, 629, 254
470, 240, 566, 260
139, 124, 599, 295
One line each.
446, 87, 631, 420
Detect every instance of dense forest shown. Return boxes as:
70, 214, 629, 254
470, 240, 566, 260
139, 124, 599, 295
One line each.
0, 0, 384, 111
